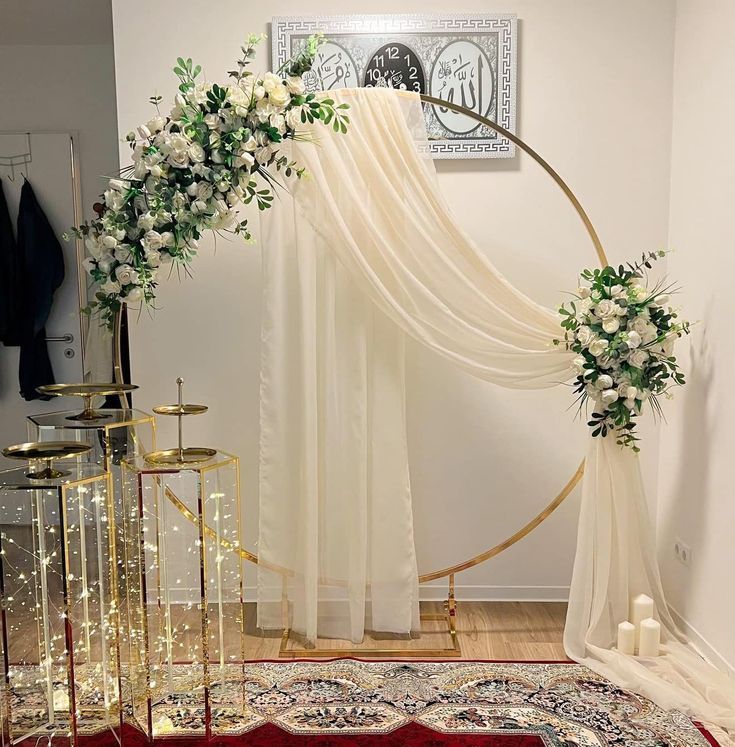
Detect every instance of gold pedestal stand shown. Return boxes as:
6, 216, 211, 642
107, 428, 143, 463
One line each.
37, 382, 139, 422
145, 378, 216, 466
2, 440, 91, 479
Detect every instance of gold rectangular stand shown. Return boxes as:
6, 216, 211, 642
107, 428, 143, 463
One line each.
279, 575, 460, 658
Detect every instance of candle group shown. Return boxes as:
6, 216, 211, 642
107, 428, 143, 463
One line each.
615, 593, 661, 657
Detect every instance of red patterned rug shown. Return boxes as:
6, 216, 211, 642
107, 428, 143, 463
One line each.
17, 660, 719, 746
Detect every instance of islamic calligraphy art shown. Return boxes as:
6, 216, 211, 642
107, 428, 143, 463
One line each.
431, 40, 494, 135
273, 14, 518, 159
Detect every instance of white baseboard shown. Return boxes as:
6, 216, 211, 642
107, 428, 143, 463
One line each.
670, 605, 735, 677
419, 585, 570, 602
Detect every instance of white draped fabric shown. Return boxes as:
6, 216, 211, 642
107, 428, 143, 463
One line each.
258, 87, 735, 736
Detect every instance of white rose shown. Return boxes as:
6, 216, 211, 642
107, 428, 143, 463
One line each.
625, 330, 642, 349
262, 72, 281, 94
108, 178, 129, 192
138, 212, 156, 231
610, 284, 624, 297
241, 135, 257, 152
589, 339, 610, 358
145, 249, 161, 268
268, 84, 291, 108
85, 237, 103, 258
255, 145, 273, 165
136, 124, 151, 140
196, 182, 214, 201
602, 317, 620, 334
115, 264, 138, 286
623, 386, 639, 401
655, 294, 670, 306
596, 374, 614, 390
286, 107, 305, 130
104, 189, 125, 211
147, 116, 165, 134
270, 113, 286, 134
114, 245, 133, 264
113, 228, 126, 241
97, 254, 115, 274
100, 279, 121, 296
188, 142, 206, 162
286, 76, 306, 95
233, 152, 255, 169
168, 151, 190, 168
576, 325, 594, 346
254, 85, 266, 101
255, 98, 277, 123
210, 149, 225, 164
191, 199, 208, 215
160, 231, 175, 248
167, 133, 189, 154
628, 349, 649, 369
595, 299, 620, 320
142, 230, 163, 251
577, 286, 591, 299
600, 388, 619, 405
123, 286, 144, 303
571, 355, 586, 374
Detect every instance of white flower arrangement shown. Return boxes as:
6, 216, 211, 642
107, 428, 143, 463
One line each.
556, 251, 691, 450
69, 33, 349, 329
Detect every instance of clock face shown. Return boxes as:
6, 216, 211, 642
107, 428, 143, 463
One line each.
363, 42, 426, 93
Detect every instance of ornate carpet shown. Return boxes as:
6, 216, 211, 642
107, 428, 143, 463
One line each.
13, 660, 719, 745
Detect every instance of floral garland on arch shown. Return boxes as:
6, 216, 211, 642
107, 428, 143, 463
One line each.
556, 251, 691, 450
69, 33, 349, 329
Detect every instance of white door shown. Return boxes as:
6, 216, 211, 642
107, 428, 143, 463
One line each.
0, 132, 86, 467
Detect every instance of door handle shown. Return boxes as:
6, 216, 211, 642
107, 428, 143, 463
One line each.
45, 333, 74, 343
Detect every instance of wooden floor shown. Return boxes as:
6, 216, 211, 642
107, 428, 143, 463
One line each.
246, 601, 568, 660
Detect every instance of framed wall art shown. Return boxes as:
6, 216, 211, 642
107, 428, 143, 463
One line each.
271, 14, 518, 159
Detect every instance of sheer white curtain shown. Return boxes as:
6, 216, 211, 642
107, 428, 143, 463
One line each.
258, 87, 735, 737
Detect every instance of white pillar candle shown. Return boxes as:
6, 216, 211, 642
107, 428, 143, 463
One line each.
617, 621, 636, 655
631, 593, 655, 649
638, 617, 661, 657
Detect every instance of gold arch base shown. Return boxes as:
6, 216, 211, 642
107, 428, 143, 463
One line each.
115, 92, 606, 657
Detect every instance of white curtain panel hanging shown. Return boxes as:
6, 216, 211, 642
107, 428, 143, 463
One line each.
258, 87, 735, 737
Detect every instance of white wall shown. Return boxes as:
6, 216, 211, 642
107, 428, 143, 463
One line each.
656, 0, 735, 673
111, 0, 676, 599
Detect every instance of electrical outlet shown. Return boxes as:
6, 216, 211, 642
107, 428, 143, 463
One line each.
674, 538, 692, 566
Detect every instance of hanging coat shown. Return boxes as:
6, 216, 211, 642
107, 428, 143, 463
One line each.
16, 179, 65, 401
0, 177, 21, 345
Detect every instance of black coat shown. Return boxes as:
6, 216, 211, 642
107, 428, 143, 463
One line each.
0, 177, 21, 345
16, 180, 65, 401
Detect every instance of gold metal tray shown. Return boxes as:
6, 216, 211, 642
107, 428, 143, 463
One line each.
37, 382, 139, 422
2, 441, 91, 479
152, 404, 208, 417
144, 447, 217, 466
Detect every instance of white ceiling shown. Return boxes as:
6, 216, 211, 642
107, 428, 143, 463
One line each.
0, 0, 113, 45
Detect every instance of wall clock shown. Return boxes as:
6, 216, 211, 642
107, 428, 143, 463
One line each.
272, 14, 518, 160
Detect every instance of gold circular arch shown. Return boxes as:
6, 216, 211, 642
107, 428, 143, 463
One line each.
413, 93, 607, 583
120, 92, 608, 584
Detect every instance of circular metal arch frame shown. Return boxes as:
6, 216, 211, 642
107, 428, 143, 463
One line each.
116, 92, 609, 584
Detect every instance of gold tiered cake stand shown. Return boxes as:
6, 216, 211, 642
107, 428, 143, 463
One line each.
145, 378, 217, 465
37, 382, 139, 422
2, 440, 91, 479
